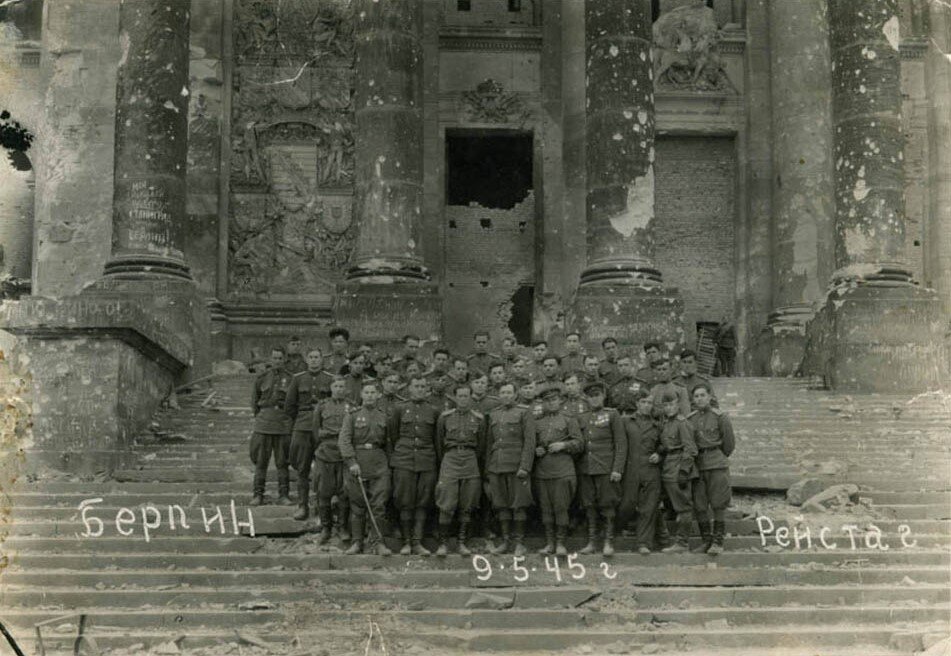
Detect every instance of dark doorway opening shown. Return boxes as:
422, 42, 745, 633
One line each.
446, 131, 533, 210
508, 285, 534, 346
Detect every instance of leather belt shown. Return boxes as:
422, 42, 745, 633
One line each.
447, 445, 475, 451
357, 443, 382, 450
699, 446, 721, 453
667, 446, 684, 453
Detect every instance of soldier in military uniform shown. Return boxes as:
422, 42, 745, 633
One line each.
284, 335, 307, 374
469, 372, 501, 414
378, 372, 406, 418
249, 347, 294, 506
393, 334, 424, 374
618, 389, 663, 554
485, 382, 536, 556
500, 336, 519, 371
533, 387, 583, 556
339, 381, 393, 556
535, 355, 563, 396
657, 390, 699, 553
560, 331, 585, 374
285, 348, 334, 520
434, 384, 488, 556
326, 327, 351, 375
561, 373, 590, 419
509, 357, 531, 388
581, 355, 602, 386
599, 338, 621, 386
487, 362, 508, 395
388, 376, 442, 556
650, 357, 691, 418
342, 353, 373, 404
576, 381, 627, 556
687, 382, 735, 555
528, 341, 550, 381
675, 349, 718, 408
635, 342, 664, 386
607, 355, 650, 410
467, 330, 501, 375
308, 377, 354, 538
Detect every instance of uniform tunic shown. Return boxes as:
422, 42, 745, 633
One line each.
249, 367, 293, 496
342, 373, 373, 405
435, 407, 487, 514
688, 406, 735, 510
326, 352, 350, 376
618, 414, 663, 547
635, 366, 657, 387
467, 352, 501, 375
472, 393, 502, 414
560, 352, 585, 374
285, 370, 334, 432
607, 375, 649, 411
675, 372, 718, 407
650, 381, 691, 418
658, 415, 699, 513
533, 411, 583, 525
562, 395, 590, 419
599, 359, 621, 387
310, 396, 354, 503
388, 399, 441, 511
577, 407, 627, 513
485, 403, 536, 515
338, 405, 390, 543
285, 353, 307, 375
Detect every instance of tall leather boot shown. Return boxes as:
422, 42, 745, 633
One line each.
512, 519, 527, 557
316, 504, 333, 544
538, 523, 556, 555
692, 515, 713, 553
276, 468, 292, 506
337, 501, 351, 542
579, 511, 598, 554
435, 523, 451, 557
399, 515, 413, 556
411, 514, 431, 556
457, 519, 472, 556
555, 525, 569, 557
345, 514, 364, 555
602, 516, 616, 557
492, 518, 512, 555
293, 478, 310, 520
654, 511, 672, 549
707, 520, 726, 555
661, 518, 692, 554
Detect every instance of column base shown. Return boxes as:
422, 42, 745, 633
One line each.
802, 284, 948, 392
333, 281, 442, 350
753, 304, 815, 377
346, 257, 431, 284
571, 284, 685, 352
103, 253, 192, 281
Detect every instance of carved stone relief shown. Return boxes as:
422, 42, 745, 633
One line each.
652, 1, 735, 92
461, 78, 531, 124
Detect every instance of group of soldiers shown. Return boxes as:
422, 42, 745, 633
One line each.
250, 328, 735, 557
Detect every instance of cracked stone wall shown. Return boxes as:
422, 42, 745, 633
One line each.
443, 191, 535, 349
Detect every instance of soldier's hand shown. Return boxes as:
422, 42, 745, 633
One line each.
535, 446, 547, 457
648, 453, 660, 464
609, 471, 622, 483
349, 463, 361, 477
516, 468, 529, 479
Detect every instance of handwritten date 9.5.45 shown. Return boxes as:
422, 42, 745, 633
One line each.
471, 554, 617, 583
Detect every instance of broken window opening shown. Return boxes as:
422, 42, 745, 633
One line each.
446, 131, 533, 210
507, 285, 534, 346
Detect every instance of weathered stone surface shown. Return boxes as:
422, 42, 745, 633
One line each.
347, 0, 427, 283
801, 483, 859, 513
888, 631, 923, 653
105, 0, 192, 280
786, 478, 830, 506
333, 282, 441, 350
464, 591, 513, 610
571, 285, 684, 353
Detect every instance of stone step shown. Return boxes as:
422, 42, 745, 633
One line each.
874, 503, 951, 520
7, 548, 948, 571
3, 564, 947, 589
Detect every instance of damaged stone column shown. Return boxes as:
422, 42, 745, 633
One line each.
103, 0, 192, 280
758, 0, 835, 376
803, 0, 947, 391
334, 0, 440, 345
572, 0, 683, 351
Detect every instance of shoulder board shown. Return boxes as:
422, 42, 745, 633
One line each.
712, 408, 723, 416
672, 380, 686, 388
686, 410, 698, 418
395, 394, 407, 401
515, 403, 530, 409
486, 394, 499, 400
470, 409, 484, 418
676, 414, 686, 421
440, 408, 456, 416
465, 353, 477, 360
364, 375, 377, 383
292, 371, 306, 378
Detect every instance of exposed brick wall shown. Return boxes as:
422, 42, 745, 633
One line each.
443, 191, 536, 350
654, 136, 737, 344
902, 62, 928, 284
442, 0, 534, 27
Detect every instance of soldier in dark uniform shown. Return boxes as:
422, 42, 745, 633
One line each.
339, 381, 393, 556
342, 353, 373, 404
575, 381, 626, 556
378, 372, 406, 418
618, 389, 663, 555
561, 373, 590, 419
657, 390, 699, 553
388, 376, 442, 556
581, 355, 602, 386
469, 372, 501, 414
650, 357, 691, 418
528, 341, 549, 381
326, 327, 351, 375
249, 347, 294, 506
426, 348, 452, 380
485, 382, 535, 556
635, 342, 663, 386
517, 380, 541, 417
607, 355, 650, 410
393, 334, 424, 375
309, 377, 354, 538
715, 318, 737, 377
500, 336, 519, 372
356, 342, 378, 378
285, 335, 307, 374
675, 349, 718, 408
434, 384, 488, 556
599, 338, 621, 386
467, 330, 501, 375
560, 331, 585, 374
510, 357, 531, 388
533, 387, 583, 556
285, 348, 334, 520
687, 382, 735, 555
487, 362, 508, 395
535, 355, 563, 396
